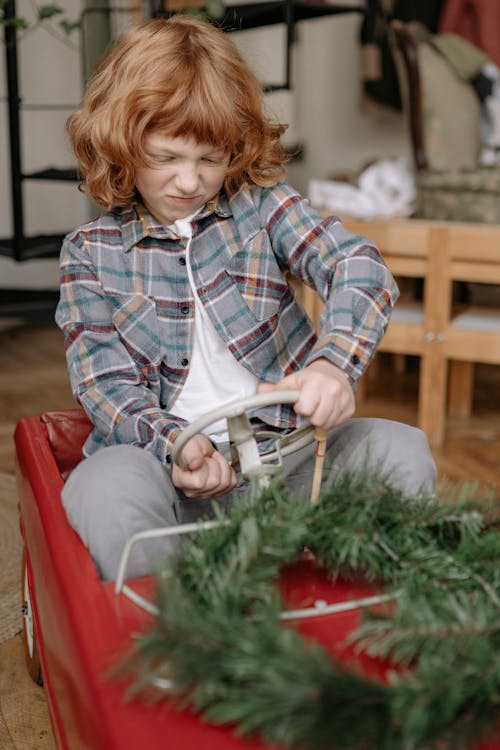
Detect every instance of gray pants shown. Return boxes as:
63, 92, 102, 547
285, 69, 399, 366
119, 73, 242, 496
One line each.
62, 418, 436, 581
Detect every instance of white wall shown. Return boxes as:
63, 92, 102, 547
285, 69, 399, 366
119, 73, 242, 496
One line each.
0, 7, 410, 286
288, 14, 411, 192
233, 13, 410, 194
0, 0, 88, 287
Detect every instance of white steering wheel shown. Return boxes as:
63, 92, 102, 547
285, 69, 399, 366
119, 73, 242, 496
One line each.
170, 390, 316, 484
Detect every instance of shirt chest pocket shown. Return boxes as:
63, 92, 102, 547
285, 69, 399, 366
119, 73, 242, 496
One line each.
110, 293, 161, 368
225, 229, 290, 321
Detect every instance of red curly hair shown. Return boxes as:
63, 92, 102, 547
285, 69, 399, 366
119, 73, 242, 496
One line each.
67, 15, 288, 208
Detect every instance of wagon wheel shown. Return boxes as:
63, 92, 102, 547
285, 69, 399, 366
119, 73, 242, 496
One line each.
21, 549, 43, 686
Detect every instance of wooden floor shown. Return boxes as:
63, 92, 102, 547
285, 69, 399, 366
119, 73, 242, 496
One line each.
0, 320, 498, 748
0, 321, 74, 750
359, 355, 500, 489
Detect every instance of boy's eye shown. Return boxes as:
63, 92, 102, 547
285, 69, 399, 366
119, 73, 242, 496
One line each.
148, 154, 173, 163
202, 152, 228, 164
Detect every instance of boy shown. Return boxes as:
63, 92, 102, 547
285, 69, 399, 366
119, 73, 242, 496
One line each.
56, 15, 436, 580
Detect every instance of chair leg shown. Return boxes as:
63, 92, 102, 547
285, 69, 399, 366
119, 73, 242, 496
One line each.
419, 345, 447, 448
448, 361, 474, 418
355, 376, 367, 404
392, 353, 407, 374
355, 355, 380, 404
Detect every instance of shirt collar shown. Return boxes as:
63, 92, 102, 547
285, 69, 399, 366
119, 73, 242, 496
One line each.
116, 194, 233, 253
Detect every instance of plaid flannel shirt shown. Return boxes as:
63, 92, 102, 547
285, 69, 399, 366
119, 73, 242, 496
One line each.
56, 181, 398, 464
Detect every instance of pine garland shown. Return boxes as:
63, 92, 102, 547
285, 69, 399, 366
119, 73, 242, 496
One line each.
129, 474, 500, 750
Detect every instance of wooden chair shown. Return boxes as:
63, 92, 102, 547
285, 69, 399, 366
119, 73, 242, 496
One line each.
424, 222, 500, 442
299, 217, 500, 447
293, 219, 431, 418
349, 219, 500, 446
342, 218, 434, 432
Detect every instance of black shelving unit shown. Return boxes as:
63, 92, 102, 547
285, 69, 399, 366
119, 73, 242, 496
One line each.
0, 288, 61, 319
218, 0, 365, 30
1, 0, 365, 317
1, 0, 79, 266
155, 1, 366, 92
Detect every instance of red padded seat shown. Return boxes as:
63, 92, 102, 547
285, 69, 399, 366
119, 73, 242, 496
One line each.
40, 409, 92, 478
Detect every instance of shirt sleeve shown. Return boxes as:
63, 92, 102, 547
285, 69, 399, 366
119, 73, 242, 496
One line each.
259, 183, 399, 384
55, 232, 186, 464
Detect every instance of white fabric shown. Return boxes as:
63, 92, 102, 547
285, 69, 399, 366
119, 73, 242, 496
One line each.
478, 62, 500, 164
308, 158, 416, 220
450, 308, 500, 331
170, 215, 259, 443
391, 302, 425, 324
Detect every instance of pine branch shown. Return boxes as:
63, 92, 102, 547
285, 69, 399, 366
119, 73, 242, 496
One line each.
125, 471, 500, 750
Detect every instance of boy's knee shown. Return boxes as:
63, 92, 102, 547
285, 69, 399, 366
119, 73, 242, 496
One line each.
328, 418, 436, 497
63, 445, 168, 522
61, 445, 179, 580
372, 420, 436, 494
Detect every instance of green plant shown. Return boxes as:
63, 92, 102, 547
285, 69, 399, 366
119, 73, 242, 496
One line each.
0, 0, 80, 43
127, 473, 500, 750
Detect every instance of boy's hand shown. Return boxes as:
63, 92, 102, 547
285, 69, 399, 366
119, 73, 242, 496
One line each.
257, 357, 355, 430
171, 434, 237, 499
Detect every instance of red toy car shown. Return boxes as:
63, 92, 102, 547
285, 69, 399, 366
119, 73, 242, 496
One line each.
15, 406, 500, 750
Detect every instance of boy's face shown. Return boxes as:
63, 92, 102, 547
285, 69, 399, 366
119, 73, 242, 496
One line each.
136, 134, 230, 225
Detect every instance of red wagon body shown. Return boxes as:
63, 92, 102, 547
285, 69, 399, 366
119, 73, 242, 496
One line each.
14, 410, 499, 750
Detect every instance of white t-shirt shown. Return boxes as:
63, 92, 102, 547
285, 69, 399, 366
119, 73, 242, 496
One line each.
170, 214, 259, 443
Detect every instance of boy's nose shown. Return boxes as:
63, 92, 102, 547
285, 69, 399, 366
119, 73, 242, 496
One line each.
175, 163, 199, 193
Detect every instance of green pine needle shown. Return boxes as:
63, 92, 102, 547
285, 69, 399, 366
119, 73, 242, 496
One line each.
125, 472, 500, 750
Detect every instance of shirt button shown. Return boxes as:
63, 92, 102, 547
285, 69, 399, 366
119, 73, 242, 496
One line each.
181, 357, 189, 367
351, 354, 360, 365
180, 305, 189, 315
178, 257, 186, 266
